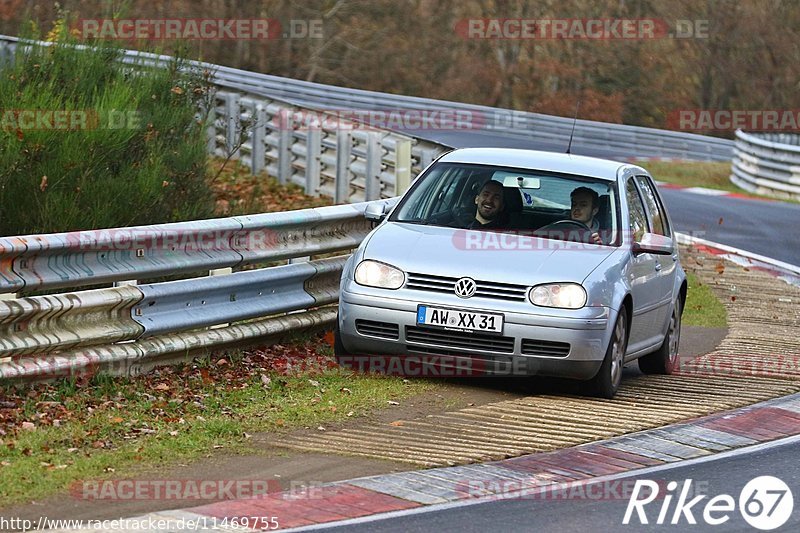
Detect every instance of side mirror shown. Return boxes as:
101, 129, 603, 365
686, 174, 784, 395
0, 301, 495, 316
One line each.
364, 202, 387, 222
632, 232, 674, 255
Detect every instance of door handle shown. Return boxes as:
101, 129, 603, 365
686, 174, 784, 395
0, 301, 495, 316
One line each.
655, 262, 662, 272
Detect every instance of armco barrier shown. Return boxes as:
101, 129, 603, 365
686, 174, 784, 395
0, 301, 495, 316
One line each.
0, 34, 733, 162
0, 285, 144, 358
0, 200, 396, 382
0, 200, 395, 296
131, 257, 344, 337
731, 130, 800, 200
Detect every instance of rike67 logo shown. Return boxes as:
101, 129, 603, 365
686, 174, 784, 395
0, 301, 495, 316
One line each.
624, 476, 794, 530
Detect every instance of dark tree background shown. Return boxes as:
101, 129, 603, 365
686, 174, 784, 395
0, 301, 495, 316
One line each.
2, 0, 798, 134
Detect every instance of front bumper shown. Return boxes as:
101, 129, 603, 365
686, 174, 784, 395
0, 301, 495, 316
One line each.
338, 287, 613, 380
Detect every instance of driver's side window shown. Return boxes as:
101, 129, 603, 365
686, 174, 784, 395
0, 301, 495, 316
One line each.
625, 178, 649, 242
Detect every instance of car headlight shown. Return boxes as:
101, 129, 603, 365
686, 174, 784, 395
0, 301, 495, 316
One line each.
354, 260, 405, 289
529, 283, 586, 309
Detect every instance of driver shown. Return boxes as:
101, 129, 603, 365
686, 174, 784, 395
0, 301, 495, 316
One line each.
469, 180, 506, 230
570, 187, 603, 244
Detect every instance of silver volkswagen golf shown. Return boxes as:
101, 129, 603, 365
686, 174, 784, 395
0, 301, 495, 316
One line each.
335, 148, 686, 398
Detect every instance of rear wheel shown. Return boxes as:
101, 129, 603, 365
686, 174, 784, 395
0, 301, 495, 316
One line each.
588, 306, 628, 399
638, 298, 682, 375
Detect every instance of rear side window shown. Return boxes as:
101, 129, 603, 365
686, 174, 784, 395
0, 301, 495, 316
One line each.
625, 178, 649, 242
635, 176, 670, 236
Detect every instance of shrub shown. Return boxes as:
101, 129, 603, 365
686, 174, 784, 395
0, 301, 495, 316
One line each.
0, 20, 216, 236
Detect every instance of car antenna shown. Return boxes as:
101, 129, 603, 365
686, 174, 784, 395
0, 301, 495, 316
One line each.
565, 98, 581, 155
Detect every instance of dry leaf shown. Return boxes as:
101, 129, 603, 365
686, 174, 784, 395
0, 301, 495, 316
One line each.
339, 387, 352, 395
389, 421, 404, 427
21, 421, 35, 431
387, 401, 400, 406
261, 375, 272, 388
715, 263, 725, 275
171, 86, 184, 95
111, 417, 124, 424
39, 176, 48, 192
216, 358, 228, 366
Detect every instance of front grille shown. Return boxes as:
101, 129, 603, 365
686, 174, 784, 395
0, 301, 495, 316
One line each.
355, 320, 399, 340
405, 325, 515, 354
521, 338, 570, 357
406, 273, 528, 302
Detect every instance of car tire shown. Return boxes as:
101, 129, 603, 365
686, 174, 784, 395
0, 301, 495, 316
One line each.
638, 297, 682, 375
588, 306, 628, 399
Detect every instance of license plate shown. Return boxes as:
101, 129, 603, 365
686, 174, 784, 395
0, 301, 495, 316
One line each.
416, 305, 504, 334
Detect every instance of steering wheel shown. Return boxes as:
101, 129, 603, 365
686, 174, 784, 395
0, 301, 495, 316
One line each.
538, 219, 591, 231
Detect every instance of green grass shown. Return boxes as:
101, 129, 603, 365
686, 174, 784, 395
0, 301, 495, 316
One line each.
682, 271, 728, 328
640, 161, 739, 192
0, 335, 430, 506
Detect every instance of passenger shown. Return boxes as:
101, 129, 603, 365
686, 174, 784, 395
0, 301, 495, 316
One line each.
570, 186, 602, 244
469, 180, 506, 230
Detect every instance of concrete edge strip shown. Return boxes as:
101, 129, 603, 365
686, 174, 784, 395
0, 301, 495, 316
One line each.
62, 392, 800, 533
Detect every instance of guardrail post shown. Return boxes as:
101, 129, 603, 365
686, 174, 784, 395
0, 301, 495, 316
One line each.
206, 96, 217, 154
419, 147, 435, 171
277, 111, 292, 185
394, 139, 412, 195
335, 130, 352, 203
209, 267, 233, 328
251, 103, 267, 175
365, 132, 382, 200
225, 92, 240, 159
306, 127, 321, 197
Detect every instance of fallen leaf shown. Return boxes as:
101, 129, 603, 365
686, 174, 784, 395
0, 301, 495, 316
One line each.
715, 263, 725, 275
21, 422, 35, 431
39, 176, 48, 192
261, 375, 272, 388
389, 421, 404, 427
308, 379, 320, 387
339, 387, 352, 395
154, 383, 169, 391
0, 461, 10, 467
169, 431, 179, 436
317, 426, 326, 431
111, 417, 124, 424
387, 401, 400, 406
216, 358, 228, 366
171, 86, 184, 95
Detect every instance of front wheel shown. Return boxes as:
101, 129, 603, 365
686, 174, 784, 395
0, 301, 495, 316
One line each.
588, 306, 628, 399
638, 298, 682, 375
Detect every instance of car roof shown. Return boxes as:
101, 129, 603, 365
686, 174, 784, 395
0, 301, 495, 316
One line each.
437, 148, 631, 181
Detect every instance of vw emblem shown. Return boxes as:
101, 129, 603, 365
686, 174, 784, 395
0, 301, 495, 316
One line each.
454, 277, 477, 298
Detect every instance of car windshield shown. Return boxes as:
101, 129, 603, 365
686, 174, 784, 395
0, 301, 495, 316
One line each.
391, 162, 619, 245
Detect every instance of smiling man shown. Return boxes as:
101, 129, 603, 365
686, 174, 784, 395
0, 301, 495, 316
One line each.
470, 180, 506, 229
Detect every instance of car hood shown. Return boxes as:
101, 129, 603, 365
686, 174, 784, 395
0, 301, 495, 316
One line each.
363, 222, 615, 286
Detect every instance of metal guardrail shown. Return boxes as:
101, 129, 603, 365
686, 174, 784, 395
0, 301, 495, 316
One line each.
731, 131, 800, 200
0, 200, 396, 382
209, 91, 442, 201
0, 34, 734, 162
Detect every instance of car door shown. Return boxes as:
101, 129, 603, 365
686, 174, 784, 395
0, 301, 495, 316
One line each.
625, 177, 663, 353
635, 175, 678, 334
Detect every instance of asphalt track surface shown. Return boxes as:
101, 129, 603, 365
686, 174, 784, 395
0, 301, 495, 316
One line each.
320, 437, 800, 533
